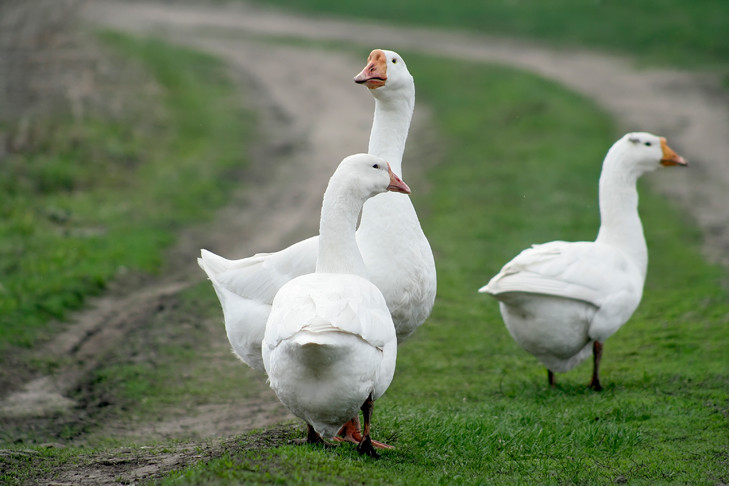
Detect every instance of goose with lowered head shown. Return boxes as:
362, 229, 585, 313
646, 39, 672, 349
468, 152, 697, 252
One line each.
263, 153, 408, 457
479, 133, 687, 390
198, 49, 435, 372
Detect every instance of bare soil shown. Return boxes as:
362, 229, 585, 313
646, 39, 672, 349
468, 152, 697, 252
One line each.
2, 1, 728, 484
83, 0, 729, 268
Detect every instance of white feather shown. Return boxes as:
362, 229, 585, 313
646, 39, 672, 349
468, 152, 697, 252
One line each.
479, 132, 685, 375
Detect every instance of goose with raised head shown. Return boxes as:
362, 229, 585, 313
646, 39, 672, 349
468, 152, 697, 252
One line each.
198, 49, 435, 372
263, 153, 408, 457
479, 133, 687, 390
354, 49, 436, 344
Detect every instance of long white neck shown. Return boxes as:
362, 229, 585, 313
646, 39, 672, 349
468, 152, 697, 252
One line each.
316, 181, 368, 277
367, 88, 414, 176
594, 144, 648, 276
359, 86, 416, 235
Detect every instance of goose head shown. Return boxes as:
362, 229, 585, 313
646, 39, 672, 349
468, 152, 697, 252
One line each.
608, 132, 687, 178
330, 153, 411, 201
354, 49, 414, 100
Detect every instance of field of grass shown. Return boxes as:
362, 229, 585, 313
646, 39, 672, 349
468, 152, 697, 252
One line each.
0, 32, 250, 358
153, 53, 728, 483
2, 11, 728, 486
0, 30, 255, 481
247, 0, 729, 69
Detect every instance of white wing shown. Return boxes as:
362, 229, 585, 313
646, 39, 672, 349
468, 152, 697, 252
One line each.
480, 241, 638, 307
199, 236, 318, 305
265, 273, 395, 351
264, 273, 397, 401
198, 236, 318, 370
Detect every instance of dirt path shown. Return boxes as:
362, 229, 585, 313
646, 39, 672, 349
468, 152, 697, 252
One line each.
4, 1, 728, 483
81, 0, 729, 442
1, 10, 386, 481
0, 17, 380, 433
85, 0, 729, 268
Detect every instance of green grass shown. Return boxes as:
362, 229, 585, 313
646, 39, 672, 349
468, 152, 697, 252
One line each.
246, 0, 729, 69
3, 32, 727, 486
0, 31, 250, 355
152, 54, 728, 483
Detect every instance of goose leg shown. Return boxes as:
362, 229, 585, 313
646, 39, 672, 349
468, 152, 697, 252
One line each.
356, 394, 381, 458
303, 424, 333, 448
589, 341, 604, 391
336, 417, 362, 444
548, 369, 557, 388
335, 415, 394, 450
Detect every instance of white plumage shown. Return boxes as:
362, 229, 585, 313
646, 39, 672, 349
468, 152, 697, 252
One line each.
198, 49, 435, 371
199, 239, 317, 367
263, 274, 396, 440
480, 132, 687, 389
263, 153, 407, 455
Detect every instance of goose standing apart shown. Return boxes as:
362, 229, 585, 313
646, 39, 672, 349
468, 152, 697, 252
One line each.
479, 133, 687, 390
198, 49, 435, 371
263, 153, 408, 457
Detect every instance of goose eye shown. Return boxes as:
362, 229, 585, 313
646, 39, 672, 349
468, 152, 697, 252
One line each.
644, 141, 652, 147
372, 164, 380, 169
392, 58, 397, 63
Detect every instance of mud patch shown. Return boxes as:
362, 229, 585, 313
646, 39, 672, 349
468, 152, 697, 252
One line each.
10, 424, 301, 486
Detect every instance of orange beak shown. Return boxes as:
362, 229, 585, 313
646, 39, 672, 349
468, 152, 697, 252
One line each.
354, 49, 387, 89
387, 163, 411, 194
660, 137, 688, 167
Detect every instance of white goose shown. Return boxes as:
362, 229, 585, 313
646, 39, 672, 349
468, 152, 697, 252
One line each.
198, 49, 435, 372
263, 153, 407, 457
479, 133, 687, 390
